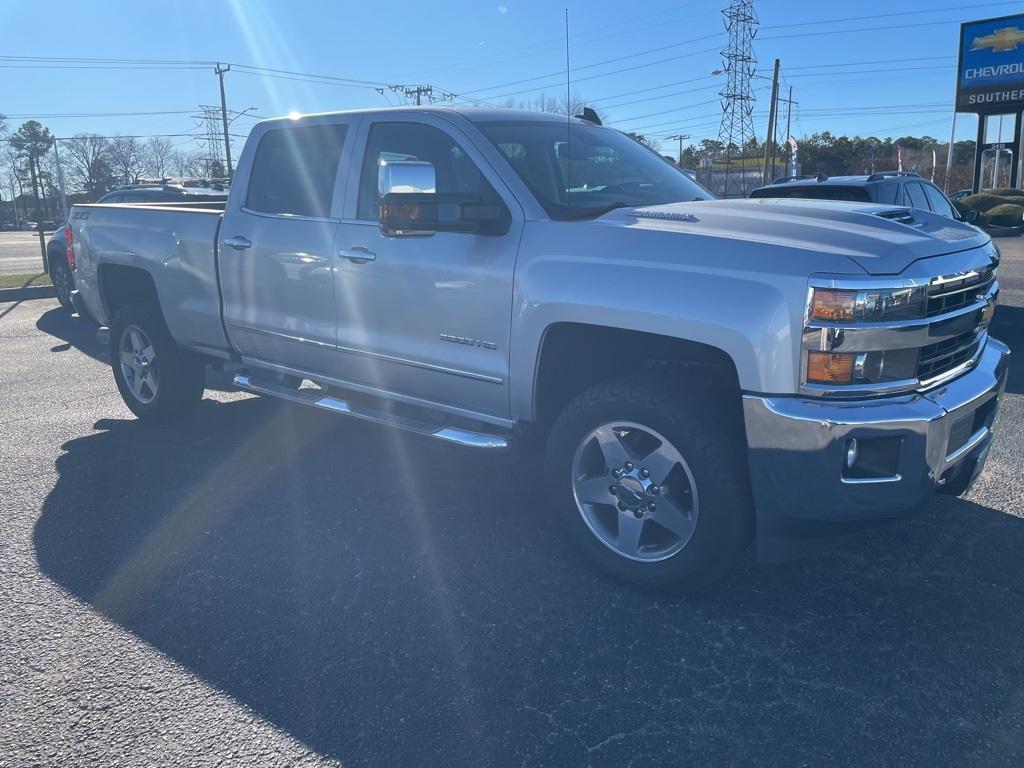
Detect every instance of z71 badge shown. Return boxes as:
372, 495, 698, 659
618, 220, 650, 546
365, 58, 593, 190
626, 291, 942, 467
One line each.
440, 333, 497, 350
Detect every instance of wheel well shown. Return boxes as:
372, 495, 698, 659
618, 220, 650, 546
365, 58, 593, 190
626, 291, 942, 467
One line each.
98, 264, 160, 320
533, 323, 742, 426
46, 243, 65, 271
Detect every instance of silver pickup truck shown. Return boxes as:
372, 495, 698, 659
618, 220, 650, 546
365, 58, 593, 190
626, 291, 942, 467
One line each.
68, 107, 1009, 587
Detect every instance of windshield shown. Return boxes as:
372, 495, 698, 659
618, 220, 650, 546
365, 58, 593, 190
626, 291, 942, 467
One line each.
478, 120, 713, 220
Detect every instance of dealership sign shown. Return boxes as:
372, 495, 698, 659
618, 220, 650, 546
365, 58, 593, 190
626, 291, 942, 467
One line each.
958, 13, 1024, 113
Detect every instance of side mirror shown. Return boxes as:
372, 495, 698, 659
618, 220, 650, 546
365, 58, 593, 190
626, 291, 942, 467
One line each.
962, 209, 980, 225
377, 160, 510, 237
378, 159, 436, 197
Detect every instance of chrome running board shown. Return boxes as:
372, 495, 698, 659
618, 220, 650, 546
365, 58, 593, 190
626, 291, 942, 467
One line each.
233, 374, 511, 450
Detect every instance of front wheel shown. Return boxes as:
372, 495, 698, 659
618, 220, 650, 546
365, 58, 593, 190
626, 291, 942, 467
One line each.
110, 302, 205, 421
545, 375, 752, 588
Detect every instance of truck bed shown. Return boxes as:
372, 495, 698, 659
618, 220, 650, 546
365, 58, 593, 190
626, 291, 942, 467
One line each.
72, 203, 231, 358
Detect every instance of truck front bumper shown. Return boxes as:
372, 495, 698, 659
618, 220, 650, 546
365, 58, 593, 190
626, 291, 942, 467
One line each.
742, 338, 1010, 562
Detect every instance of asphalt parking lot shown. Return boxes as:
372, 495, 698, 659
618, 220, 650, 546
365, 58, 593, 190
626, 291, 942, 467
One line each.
0, 231, 50, 277
2, 240, 1023, 767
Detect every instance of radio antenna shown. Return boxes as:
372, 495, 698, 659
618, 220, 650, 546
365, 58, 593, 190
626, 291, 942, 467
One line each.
565, 8, 572, 208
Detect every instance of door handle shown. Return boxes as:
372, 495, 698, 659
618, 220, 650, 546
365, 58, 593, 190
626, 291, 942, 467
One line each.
223, 235, 252, 250
339, 247, 376, 264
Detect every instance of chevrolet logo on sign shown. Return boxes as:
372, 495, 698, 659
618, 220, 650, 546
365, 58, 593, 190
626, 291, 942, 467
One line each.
958, 13, 1024, 113
971, 26, 1024, 53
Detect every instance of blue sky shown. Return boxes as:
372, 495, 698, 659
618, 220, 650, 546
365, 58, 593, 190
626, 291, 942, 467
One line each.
3, 0, 1023, 155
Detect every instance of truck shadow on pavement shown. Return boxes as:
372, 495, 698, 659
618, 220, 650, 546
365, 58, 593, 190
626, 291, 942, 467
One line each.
32, 394, 1024, 766
991, 304, 1023, 395
35, 306, 236, 391
35, 307, 107, 361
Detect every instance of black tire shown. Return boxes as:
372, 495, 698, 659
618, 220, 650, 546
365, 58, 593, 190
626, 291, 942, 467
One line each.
49, 254, 74, 311
544, 374, 752, 588
110, 302, 205, 421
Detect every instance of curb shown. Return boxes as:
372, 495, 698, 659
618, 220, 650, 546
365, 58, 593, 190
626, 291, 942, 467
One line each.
0, 285, 57, 304
981, 224, 1023, 238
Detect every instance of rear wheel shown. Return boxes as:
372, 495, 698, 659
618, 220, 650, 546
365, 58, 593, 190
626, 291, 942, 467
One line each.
545, 374, 752, 588
110, 302, 204, 421
50, 255, 73, 311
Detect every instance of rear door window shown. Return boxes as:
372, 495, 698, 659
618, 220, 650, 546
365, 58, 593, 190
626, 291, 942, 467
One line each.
904, 182, 929, 210
873, 182, 900, 205
922, 184, 955, 218
246, 123, 349, 218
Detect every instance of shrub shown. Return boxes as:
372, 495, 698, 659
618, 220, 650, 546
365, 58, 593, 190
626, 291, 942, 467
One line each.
958, 192, 1024, 214
982, 202, 1024, 227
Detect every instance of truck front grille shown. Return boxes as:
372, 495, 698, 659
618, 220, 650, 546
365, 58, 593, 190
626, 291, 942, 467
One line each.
916, 330, 983, 382
926, 267, 996, 317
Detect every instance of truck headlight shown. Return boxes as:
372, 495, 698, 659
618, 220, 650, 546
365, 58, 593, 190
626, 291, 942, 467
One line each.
810, 286, 926, 323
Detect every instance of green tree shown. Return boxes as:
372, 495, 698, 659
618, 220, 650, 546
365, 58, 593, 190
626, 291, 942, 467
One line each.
9, 120, 54, 220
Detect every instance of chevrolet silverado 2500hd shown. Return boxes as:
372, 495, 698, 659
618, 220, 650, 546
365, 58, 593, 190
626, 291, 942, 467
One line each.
67, 107, 1009, 586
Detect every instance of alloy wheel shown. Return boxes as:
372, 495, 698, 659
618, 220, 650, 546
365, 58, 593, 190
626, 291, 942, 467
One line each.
119, 324, 159, 404
570, 421, 700, 562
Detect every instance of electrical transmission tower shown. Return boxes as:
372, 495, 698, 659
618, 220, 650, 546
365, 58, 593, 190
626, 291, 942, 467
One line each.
715, 0, 758, 198
193, 106, 226, 179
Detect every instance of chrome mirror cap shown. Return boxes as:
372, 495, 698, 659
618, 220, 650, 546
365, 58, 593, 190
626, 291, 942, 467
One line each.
377, 160, 436, 197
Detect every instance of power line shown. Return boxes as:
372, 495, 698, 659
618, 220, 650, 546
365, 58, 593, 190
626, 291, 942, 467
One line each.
600, 83, 720, 111
0, 110, 197, 119
414, 0, 720, 79
0, 64, 207, 71
460, 31, 725, 96
755, 56, 956, 72
758, 1, 1022, 31
0, 132, 209, 142
613, 98, 721, 126
484, 44, 724, 102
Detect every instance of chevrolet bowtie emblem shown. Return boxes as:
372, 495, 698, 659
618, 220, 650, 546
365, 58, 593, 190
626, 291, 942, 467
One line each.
971, 26, 1024, 53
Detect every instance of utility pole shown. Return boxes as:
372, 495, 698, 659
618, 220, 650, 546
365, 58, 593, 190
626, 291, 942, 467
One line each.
669, 134, 690, 166
775, 86, 797, 177
392, 85, 436, 106
784, 86, 794, 154
389, 84, 456, 106
215, 63, 233, 179
52, 138, 68, 222
762, 58, 781, 185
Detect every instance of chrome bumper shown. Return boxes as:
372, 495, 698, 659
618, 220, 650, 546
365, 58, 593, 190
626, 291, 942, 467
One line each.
743, 338, 1010, 561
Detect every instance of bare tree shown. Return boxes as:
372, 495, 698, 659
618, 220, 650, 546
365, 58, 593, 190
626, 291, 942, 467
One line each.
108, 135, 144, 184
497, 94, 606, 122
171, 150, 205, 178
144, 137, 174, 179
63, 134, 113, 198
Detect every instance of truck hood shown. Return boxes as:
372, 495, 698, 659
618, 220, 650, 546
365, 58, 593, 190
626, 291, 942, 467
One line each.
598, 198, 990, 276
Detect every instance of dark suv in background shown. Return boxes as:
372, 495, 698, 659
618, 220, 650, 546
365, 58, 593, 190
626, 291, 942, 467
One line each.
749, 172, 979, 224
47, 184, 228, 313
